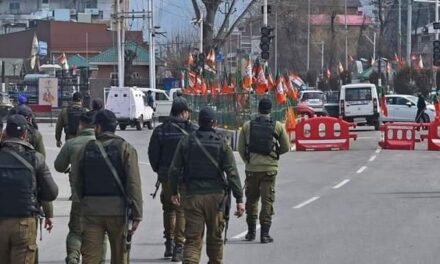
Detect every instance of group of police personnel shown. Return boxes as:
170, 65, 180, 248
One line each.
0, 91, 290, 264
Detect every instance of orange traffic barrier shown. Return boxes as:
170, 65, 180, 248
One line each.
378, 123, 421, 150
420, 118, 440, 151
295, 116, 357, 151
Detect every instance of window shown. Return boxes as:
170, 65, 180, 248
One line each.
386, 97, 396, 105
85, 0, 98, 8
396, 97, 411, 106
302, 92, 324, 100
345, 88, 372, 101
42, 0, 49, 4
9, 2, 20, 11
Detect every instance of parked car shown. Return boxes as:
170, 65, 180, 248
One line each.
382, 94, 435, 123
299, 90, 327, 116
324, 91, 340, 118
339, 83, 381, 130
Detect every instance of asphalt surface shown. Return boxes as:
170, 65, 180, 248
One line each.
35, 123, 440, 264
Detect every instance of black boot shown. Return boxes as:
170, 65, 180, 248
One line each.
164, 239, 175, 258
244, 222, 256, 241
171, 244, 183, 262
260, 224, 274, 244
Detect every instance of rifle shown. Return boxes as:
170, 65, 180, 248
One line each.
125, 205, 133, 257
151, 180, 160, 199
223, 187, 232, 245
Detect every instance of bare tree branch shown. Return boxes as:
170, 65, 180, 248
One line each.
191, 0, 201, 20
214, 0, 258, 49
216, 0, 237, 39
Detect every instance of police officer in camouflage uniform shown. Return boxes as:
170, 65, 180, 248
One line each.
54, 111, 108, 264
148, 98, 196, 261
0, 114, 58, 264
169, 107, 245, 264
238, 98, 290, 243
56, 92, 88, 147
72, 109, 143, 264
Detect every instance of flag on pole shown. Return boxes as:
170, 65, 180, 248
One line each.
284, 74, 298, 100
275, 73, 287, 104
418, 55, 424, 69
265, 65, 275, 90
204, 49, 216, 76
380, 94, 388, 117
243, 58, 253, 90
285, 106, 297, 132
338, 61, 344, 74
30, 33, 39, 70
57, 52, 69, 70
186, 52, 194, 65
255, 64, 268, 95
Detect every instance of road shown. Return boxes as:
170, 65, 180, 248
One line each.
36, 123, 440, 264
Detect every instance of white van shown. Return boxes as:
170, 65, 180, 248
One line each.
104, 87, 154, 130
339, 83, 381, 130
137, 88, 182, 122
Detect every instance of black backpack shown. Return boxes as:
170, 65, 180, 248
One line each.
247, 117, 280, 160
66, 106, 86, 136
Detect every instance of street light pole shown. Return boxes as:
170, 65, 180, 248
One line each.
148, 0, 156, 90
263, 0, 268, 26
406, 0, 412, 65
345, 0, 348, 69
307, 0, 310, 72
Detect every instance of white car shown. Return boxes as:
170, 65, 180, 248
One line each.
299, 90, 327, 115
382, 94, 435, 123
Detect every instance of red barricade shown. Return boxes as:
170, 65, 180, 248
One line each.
420, 118, 440, 151
378, 123, 421, 150
295, 116, 357, 151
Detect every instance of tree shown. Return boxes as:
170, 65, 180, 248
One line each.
191, 0, 258, 53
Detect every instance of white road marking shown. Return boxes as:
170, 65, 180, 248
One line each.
356, 166, 367, 174
375, 149, 381, 154
332, 179, 350, 189
139, 161, 150, 165
368, 155, 376, 162
293, 196, 320, 209
232, 225, 261, 240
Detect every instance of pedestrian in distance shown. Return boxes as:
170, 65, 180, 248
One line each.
146, 90, 156, 111
238, 97, 290, 243
54, 111, 108, 264
415, 92, 428, 123
72, 109, 143, 264
148, 98, 196, 261
90, 98, 104, 116
0, 114, 58, 264
170, 106, 245, 264
56, 92, 88, 148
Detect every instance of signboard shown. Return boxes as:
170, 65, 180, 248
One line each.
38, 41, 47, 56
38, 77, 58, 107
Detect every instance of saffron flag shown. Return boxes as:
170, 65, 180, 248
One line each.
57, 52, 69, 70
255, 64, 268, 95
265, 65, 275, 90
243, 59, 253, 90
285, 106, 297, 132
275, 73, 287, 104
284, 74, 297, 100
381, 95, 388, 117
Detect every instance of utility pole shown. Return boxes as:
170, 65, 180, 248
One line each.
148, 0, 156, 90
345, 0, 348, 69
116, 0, 123, 88
263, 0, 268, 26
275, 3, 278, 73
407, 0, 412, 65
398, 0, 402, 58
307, 0, 310, 71
199, 15, 203, 53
